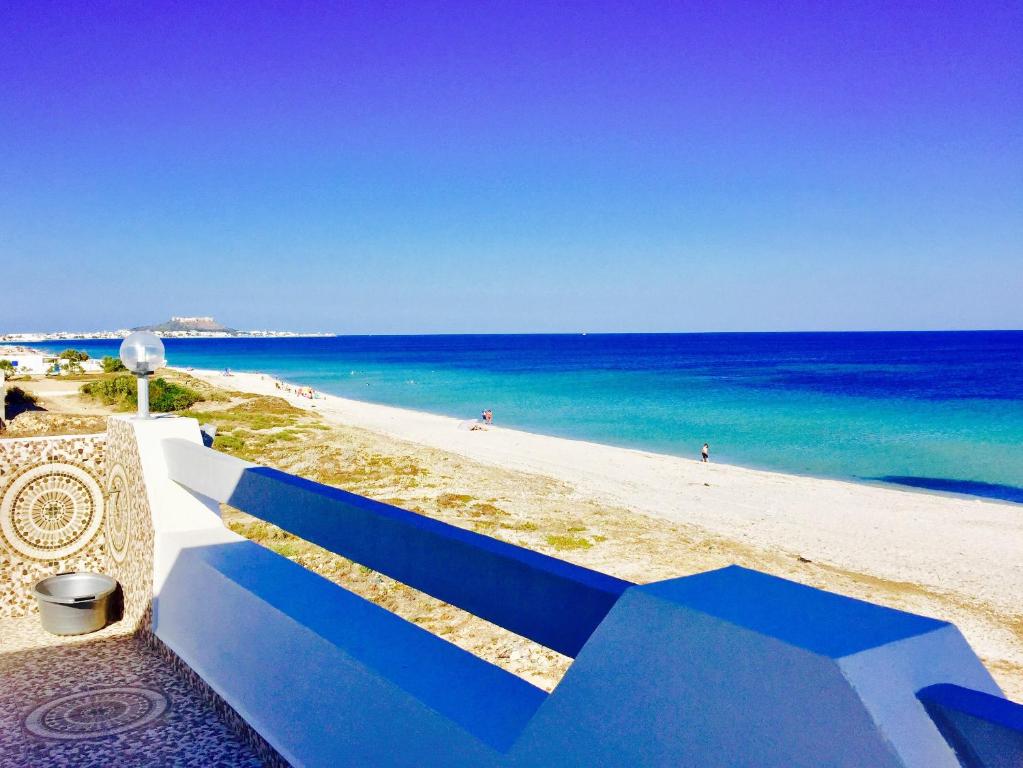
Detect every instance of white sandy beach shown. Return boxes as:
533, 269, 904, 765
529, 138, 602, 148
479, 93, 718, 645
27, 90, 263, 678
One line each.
189, 369, 1023, 621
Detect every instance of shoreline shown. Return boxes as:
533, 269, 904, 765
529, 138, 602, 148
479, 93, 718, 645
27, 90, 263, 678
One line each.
15, 339, 1021, 504
184, 367, 1023, 621
186, 366, 1022, 508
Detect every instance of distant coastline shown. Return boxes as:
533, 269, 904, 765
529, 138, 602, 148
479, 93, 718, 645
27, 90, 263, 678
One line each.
1, 330, 335, 342
1, 314, 335, 342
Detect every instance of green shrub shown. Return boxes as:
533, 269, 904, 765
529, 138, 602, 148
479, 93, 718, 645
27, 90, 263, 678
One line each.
149, 378, 204, 411
179, 399, 298, 431
213, 434, 245, 451
0, 359, 15, 376
81, 376, 203, 412
545, 534, 593, 551
101, 356, 126, 373
57, 348, 89, 374
80, 376, 135, 409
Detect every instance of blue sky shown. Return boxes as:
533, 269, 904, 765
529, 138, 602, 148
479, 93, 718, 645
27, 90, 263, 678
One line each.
1, 1, 1020, 333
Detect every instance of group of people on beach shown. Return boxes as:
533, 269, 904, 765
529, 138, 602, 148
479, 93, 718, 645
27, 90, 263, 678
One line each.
470, 408, 494, 432
274, 379, 320, 400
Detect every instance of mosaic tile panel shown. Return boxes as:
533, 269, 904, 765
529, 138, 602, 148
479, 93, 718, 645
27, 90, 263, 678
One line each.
101, 419, 154, 633
0, 434, 107, 617
102, 418, 290, 766
0, 616, 265, 767
146, 632, 291, 768
23, 686, 169, 740
0, 420, 291, 765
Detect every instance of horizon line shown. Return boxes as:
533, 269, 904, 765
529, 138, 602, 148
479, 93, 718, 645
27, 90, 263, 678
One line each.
7, 327, 1023, 339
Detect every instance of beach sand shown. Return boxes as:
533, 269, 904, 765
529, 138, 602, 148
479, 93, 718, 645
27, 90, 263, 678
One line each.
184, 368, 1023, 698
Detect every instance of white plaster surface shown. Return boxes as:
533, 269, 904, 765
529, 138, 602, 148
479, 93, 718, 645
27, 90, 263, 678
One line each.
126, 416, 1014, 767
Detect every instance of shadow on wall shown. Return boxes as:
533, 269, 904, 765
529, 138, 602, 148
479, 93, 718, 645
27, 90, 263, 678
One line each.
157, 538, 547, 762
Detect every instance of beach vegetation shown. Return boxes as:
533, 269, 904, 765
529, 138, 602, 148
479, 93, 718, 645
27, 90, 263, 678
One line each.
226, 518, 306, 559
213, 434, 246, 452
230, 395, 305, 416
181, 410, 289, 432
181, 397, 301, 431
0, 359, 15, 377
266, 429, 302, 442
505, 520, 539, 532
437, 493, 474, 508
150, 379, 205, 411
57, 348, 89, 374
101, 355, 127, 373
470, 502, 507, 518
310, 453, 429, 491
270, 539, 306, 559
545, 534, 593, 551
80, 375, 204, 412
158, 371, 231, 402
80, 376, 137, 409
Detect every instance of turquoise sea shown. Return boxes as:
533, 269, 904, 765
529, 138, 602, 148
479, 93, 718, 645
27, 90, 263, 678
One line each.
33, 332, 1023, 503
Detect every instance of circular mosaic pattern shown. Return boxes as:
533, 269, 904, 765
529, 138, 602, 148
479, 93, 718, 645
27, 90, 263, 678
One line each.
24, 687, 168, 740
104, 463, 131, 563
0, 464, 104, 560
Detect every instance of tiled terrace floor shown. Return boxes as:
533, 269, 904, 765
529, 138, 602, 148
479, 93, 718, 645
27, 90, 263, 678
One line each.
0, 616, 264, 768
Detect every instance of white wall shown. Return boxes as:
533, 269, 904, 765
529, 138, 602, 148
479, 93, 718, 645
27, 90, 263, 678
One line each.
122, 416, 1017, 767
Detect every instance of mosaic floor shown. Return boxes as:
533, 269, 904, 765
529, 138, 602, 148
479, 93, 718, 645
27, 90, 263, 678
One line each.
0, 616, 265, 767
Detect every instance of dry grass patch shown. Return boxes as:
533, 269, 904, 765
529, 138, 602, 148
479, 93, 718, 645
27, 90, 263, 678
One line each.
545, 534, 593, 551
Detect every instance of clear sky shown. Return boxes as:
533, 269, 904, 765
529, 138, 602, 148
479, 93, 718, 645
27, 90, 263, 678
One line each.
2, 1, 1020, 333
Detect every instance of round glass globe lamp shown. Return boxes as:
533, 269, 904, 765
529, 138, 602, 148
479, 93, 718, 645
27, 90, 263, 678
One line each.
119, 331, 166, 376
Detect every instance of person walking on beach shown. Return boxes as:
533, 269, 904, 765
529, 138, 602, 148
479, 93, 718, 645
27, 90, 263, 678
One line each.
701, 443, 710, 462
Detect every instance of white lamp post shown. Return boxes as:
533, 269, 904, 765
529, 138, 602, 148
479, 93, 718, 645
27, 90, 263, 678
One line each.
119, 331, 166, 418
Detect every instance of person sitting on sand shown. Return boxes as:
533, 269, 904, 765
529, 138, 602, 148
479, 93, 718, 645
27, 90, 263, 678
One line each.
701, 443, 710, 462
484, 409, 493, 425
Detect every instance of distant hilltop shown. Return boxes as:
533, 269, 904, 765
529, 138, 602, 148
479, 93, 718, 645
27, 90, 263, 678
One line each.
133, 316, 239, 334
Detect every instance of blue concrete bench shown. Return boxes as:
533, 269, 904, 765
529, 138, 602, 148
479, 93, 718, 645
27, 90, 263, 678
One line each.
157, 534, 547, 759
164, 438, 632, 657
154, 431, 1022, 767
919, 683, 1023, 767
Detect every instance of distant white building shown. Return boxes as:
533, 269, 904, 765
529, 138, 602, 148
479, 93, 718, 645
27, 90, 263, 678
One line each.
171, 316, 216, 324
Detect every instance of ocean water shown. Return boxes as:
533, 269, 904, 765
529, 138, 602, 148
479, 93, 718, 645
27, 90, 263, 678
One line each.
32, 332, 1023, 503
